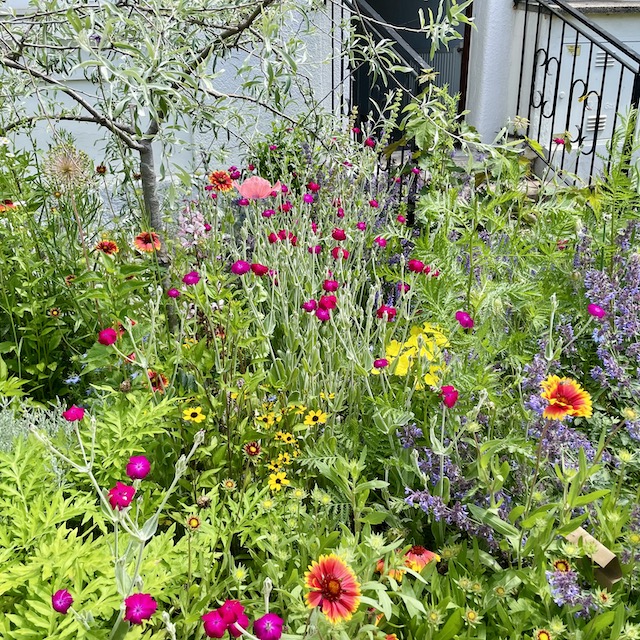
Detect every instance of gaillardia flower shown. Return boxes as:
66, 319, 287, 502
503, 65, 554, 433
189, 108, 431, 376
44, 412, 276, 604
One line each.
95, 240, 119, 255
134, 231, 161, 253
404, 545, 440, 571
540, 375, 593, 420
208, 170, 234, 192
305, 554, 361, 623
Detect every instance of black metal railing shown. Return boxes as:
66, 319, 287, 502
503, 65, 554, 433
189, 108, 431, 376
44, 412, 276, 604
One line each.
515, 0, 640, 183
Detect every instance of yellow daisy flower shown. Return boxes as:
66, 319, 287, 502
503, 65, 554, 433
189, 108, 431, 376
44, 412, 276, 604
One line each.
268, 472, 290, 492
304, 410, 328, 426
183, 406, 206, 423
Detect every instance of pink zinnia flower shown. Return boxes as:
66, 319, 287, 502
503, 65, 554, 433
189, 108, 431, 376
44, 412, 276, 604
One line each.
331, 247, 349, 260
124, 593, 157, 624
302, 299, 318, 312
369, 199, 379, 208
308, 245, 322, 254
62, 405, 85, 422
251, 263, 269, 276
455, 311, 474, 329
234, 176, 281, 200
376, 305, 397, 321
373, 358, 389, 369
356, 221, 366, 231
182, 271, 200, 285
319, 295, 337, 311
108, 481, 135, 510
374, 236, 387, 248
253, 613, 284, 640
52, 589, 73, 614
262, 209, 275, 218
307, 181, 321, 193
202, 610, 227, 638
303, 193, 314, 204
98, 327, 118, 346
408, 259, 425, 273
364, 137, 376, 148
166, 288, 181, 298
231, 260, 251, 275
126, 456, 151, 480
441, 385, 459, 408
316, 308, 331, 322
332, 228, 346, 241
323, 279, 339, 292
588, 303, 606, 319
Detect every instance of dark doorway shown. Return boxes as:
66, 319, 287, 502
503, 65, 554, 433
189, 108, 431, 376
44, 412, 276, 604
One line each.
352, 0, 469, 125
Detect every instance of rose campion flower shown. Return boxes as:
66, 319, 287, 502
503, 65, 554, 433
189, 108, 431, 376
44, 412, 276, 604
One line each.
124, 593, 157, 624
441, 385, 459, 408
98, 327, 118, 346
373, 358, 389, 369
331, 247, 349, 260
336, 207, 345, 218
319, 295, 337, 311
332, 228, 347, 241
269, 144, 278, 151
229, 614, 250, 638
303, 193, 314, 204
311, 221, 318, 233
356, 221, 366, 231
323, 279, 339, 292
412, 167, 421, 175
218, 600, 245, 625
308, 245, 322, 254
302, 299, 318, 312
52, 589, 73, 614
587, 303, 606, 319
182, 271, 200, 285
351, 126, 361, 134
203, 610, 227, 638
248, 163, 255, 171
397, 282, 410, 293
126, 456, 151, 480
262, 209, 275, 218
253, 613, 285, 640
307, 181, 321, 193
374, 236, 387, 248
369, 199, 379, 208
408, 259, 425, 273
268, 232, 279, 244
455, 311, 474, 329
280, 184, 289, 194
364, 137, 376, 148
166, 288, 181, 298
251, 263, 269, 276
231, 260, 251, 275
279, 201, 293, 213
397, 215, 406, 224
237, 198, 250, 206
108, 481, 136, 510
316, 308, 331, 322
376, 305, 397, 321
62, 405, 85, 422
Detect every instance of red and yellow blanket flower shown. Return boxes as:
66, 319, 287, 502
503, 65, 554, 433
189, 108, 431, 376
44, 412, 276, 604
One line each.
541, 375, 592, 420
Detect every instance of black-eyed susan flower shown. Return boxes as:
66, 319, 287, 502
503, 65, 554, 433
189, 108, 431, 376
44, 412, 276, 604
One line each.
183, 406, 206, 423
277, 452, 292, 466
304, 410, 328, 426
256, 413, 276, 428
541, 375, 592, 420
268, 459, 282, 472
186, 515, 201, 530
268, 472, 289, 492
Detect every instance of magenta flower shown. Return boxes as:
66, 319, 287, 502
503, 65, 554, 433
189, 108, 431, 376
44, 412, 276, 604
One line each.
336, 207, 345, 218
262, 209, 275, 218
376, 305, 397, 321
203, 610, 227, 638
319, 295, 337, 311
408, 259, 425, 273
356, 221, 366, 231
231, 260, 251, 276
269, 144, 278, 151
441, 385, 459, 408
251, 263, 269, 276
412, 167, 421, 175
281, 184, 289, 194
308, 245, 322, 254
98, 327, 118, 346
237, 198, 249, 206
323, 279, 339, 292
332, 228, 346, 241
279, 201, 293, 213
62, 405, 85, 422
373, 358, 389, 369
553, 137, 566, 145
52, 589, 73, 614
166, 288, 181, 298
302, 299, 318, 312
307, 181, 321, 193
254, 613, 284, 640
397, 282, 410, 293
455, 311, 474, 329
126, 456, 151, 480
311, 221, 318, 233
364, 137, 376, 148
397, 215, 406, 224
331, 247, 349, 260
124, 593, 157, 624
303, 193, 314, 204
315, 308, 330, 322
374, 236, 387, 248
204, 223, 212, 231
351, 126, 361, 134
108, 481, 136, 510
229, 614, 250, 638
369, 199, 379, 208
219, 600, 245, 625
182, 271, 200, 285
588, 303, 606, 319
248, 163, 255, 171
268, 232, 279, 244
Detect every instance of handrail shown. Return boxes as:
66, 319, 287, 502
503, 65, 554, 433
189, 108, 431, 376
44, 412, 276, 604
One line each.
515, 0, 640, 67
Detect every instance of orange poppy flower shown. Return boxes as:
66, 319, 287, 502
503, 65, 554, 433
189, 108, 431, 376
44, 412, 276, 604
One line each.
207, 170, 234, 192
404, 545, 440, 571
305, 554, 361, 623
541, 375, 592, 420
134, 232, 161, 253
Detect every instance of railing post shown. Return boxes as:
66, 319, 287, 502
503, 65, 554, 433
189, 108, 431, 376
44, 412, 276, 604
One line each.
622, 72, 640, 167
